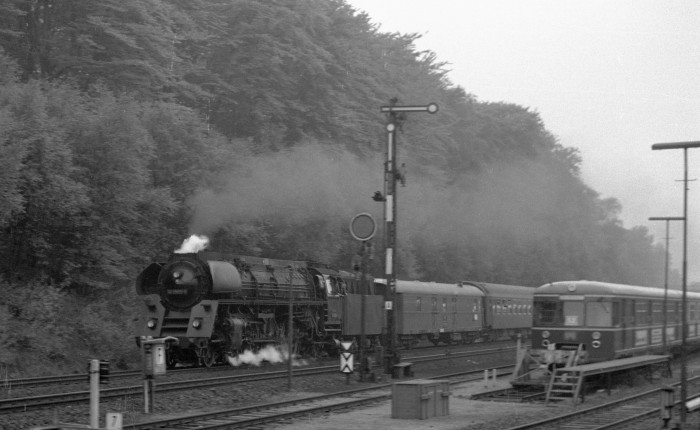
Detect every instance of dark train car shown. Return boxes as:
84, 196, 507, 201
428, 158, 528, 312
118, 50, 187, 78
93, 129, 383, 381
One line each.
530, 280, 700, 365
136, 251, 384, 367
465, 281, 534, 341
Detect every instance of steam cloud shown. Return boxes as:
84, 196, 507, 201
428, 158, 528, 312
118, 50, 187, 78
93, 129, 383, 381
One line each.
175, 234, 210, 254
226, 345, 308, 367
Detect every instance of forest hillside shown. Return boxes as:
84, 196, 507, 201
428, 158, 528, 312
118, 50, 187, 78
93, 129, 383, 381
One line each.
0, 0, 670, 375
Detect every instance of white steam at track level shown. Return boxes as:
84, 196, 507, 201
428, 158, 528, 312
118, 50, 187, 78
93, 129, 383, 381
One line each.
226, 345, 308, 367
174, 234, 210, 254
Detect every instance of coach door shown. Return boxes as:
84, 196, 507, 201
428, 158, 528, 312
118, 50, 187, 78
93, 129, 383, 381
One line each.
431, 297, 438, 331
621, 299, 635, 349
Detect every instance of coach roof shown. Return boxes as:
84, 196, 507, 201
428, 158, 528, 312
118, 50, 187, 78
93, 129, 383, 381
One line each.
535, 280, 700, 300
463, 281, 534, 299
376, 279, 484, 296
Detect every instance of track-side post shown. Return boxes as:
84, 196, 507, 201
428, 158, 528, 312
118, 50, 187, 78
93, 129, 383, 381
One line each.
378, 99, 438, 374
349, 213, 377, 382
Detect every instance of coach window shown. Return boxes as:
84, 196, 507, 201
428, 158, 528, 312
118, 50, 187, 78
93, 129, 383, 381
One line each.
586, 299, 612, 327
432, 297, 437, 312
416, 297, 421, 312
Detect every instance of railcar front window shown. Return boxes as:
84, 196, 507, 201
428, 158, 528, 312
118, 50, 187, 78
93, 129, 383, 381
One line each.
586, 301, 612, 327
563, 301, 584, 326
534, 300, 562, 326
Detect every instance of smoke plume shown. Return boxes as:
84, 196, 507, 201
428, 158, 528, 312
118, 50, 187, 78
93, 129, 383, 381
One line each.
175, 234, 210, 253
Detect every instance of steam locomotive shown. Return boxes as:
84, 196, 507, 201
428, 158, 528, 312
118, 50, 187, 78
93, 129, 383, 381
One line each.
135, 250, 534, 367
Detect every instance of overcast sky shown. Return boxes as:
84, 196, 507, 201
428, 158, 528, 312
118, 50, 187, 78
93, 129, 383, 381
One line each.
348, 0, 700, 282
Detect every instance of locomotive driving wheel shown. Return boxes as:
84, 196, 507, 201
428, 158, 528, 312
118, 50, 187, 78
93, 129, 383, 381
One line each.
166, 352, 177, 369
201, 346, 216, 368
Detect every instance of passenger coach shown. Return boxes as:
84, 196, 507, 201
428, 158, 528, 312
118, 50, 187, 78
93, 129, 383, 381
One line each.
466, 281, 533, 341
392, 280, 485, 347
531, 280, 700, 365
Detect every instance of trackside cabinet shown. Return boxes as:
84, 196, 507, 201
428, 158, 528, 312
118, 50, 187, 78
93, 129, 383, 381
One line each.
141, 338, 168, 376
391, 379, 450, 419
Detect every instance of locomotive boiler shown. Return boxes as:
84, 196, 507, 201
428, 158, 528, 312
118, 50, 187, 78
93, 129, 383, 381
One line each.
136, 250, 384, 367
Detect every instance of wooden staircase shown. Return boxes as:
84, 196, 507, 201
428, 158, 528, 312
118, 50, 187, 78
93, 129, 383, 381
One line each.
545, 344, 584, 404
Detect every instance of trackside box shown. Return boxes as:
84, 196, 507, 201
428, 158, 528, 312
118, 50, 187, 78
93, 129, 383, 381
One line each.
391, 379, 450, 419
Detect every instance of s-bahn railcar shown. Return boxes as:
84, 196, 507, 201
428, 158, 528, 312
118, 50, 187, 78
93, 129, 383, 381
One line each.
530, 280, 700, 366
135, 251, 384, 367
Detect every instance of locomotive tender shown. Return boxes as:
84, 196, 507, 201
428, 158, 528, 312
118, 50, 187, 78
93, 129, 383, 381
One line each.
529, 280, 700, 366
135, 249, 535, 367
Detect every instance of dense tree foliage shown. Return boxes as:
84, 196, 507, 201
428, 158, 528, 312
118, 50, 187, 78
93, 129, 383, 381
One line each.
0, 0, 671, 374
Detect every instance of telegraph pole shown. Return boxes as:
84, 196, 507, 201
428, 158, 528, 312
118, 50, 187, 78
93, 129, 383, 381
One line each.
648, 216, 683, 356
378, 99, 438, 374
652, 140, 700, 424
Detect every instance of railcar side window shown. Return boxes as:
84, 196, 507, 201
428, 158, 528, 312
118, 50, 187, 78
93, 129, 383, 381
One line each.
635, 301, 650, 324
652, 302, 663, 324
586, 300, 612, 327
534, 300, 561, 326
667, 302, 677, 324
612, 301, 621, 326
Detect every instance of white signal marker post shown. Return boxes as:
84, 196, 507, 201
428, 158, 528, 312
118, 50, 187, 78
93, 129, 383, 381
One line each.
379, 100, 438, 374
89, 359, 100, 429
340, 341, 354, 385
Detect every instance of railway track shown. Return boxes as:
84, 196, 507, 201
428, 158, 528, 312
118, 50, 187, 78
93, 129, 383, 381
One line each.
504, 376, 700, 430
0, 344, 515, 414
114, 366, 515, 430
0, 366, 335, 413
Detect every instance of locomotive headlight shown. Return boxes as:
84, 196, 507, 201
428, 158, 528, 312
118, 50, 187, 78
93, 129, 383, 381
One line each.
592, 331, 601, 340
592, 340, 601, 348
147, 319, 157, 329
192, 318, 202, 329
542, 330, 550, 339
